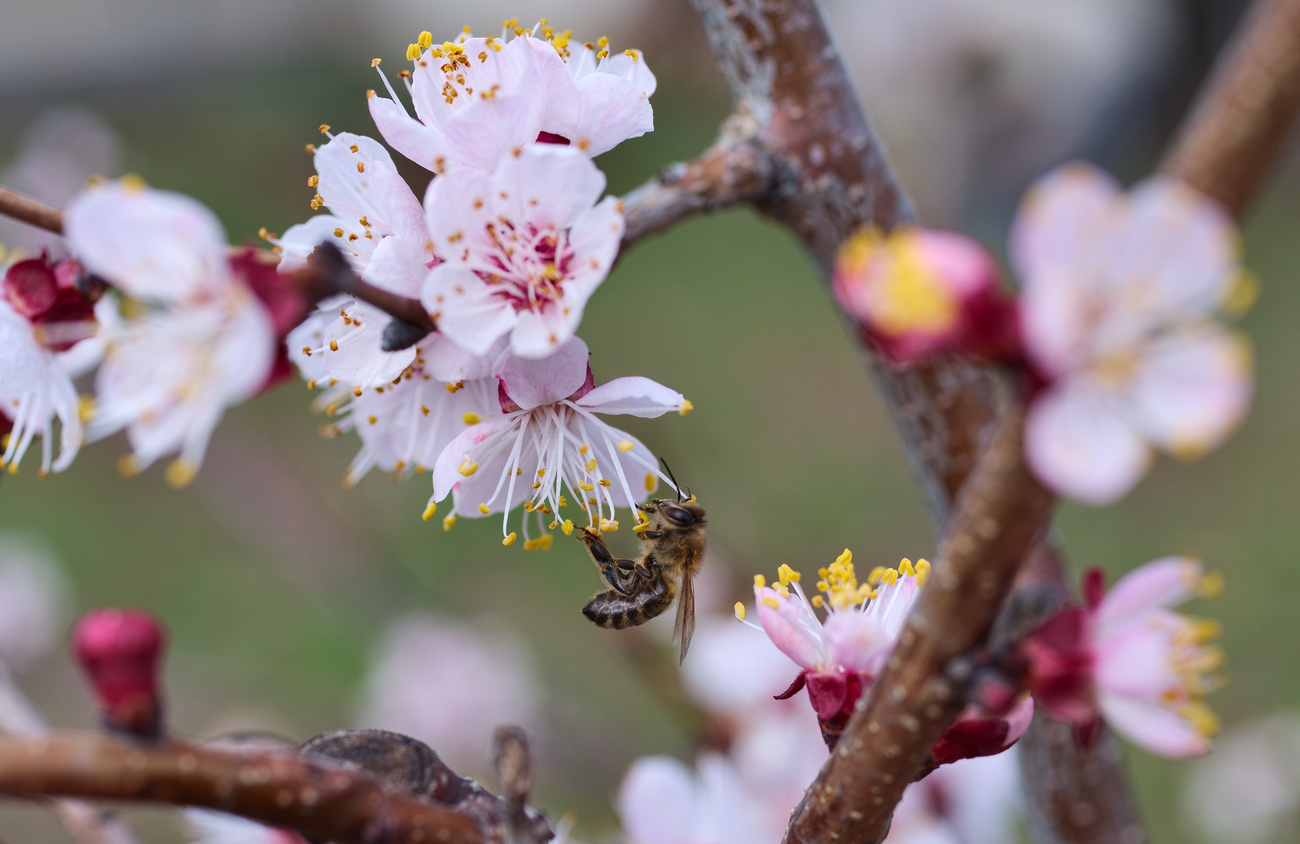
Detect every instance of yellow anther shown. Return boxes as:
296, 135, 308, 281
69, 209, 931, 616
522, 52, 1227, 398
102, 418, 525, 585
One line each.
561, 519, 575, 536
836, 549, 853, 567
761, 597, 780, 610
458, 459, 479, 476
117, 455, 141, 477
645, 472, 656, 492
447, 381, 464, 393
305, 143, 316, 153
443, 514, 457, 531
1180, 701, 1221, 738
417, 31, 433, 48
774, 584, 790, 598
558, 495, 567, 507
78, 394, 96, 424
422, 501, 437, 521
812, 595, 825, 607
585, 458, 597, 471
817, 581, 829, 592
537, 467, 547, 477
406, 43, 421, 61
881, 568, 899, 585
502, 532, 517, 546
777, 564, 801, 585
899, 558, 915, 577
600, 519, 619, 532
754, 574, 767, 589
119, 173, 147, 191
1188, 617, 1223, 643
1198, 571, 1225, 599
478, 503, 491, 514
333, 227, 344, 237
617, 439, 635, 451
307, 175, 319, 188
164, 459, 197, 489
867, 566, 887, 585
319, 124, 331, 134
328, 339, 339, 351
579, 444, 589, 455
578, 481, 594, 491
915, 559, 931, 587
679, 399, 694, 415
463, 412, 481, 424
734, 602, 746, 621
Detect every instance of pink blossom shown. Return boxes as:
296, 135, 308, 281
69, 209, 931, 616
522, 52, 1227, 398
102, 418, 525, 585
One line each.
1024, 556, 1225, 757
1183, 715, 1300, 844
833, 226, 1014, 365
421, 144, 623, 358
1011, 163, 1252, 504
369, 25, 655, 173
885, 749, 1022, 844
65, 180, 278, 484
431, 336, 687, 545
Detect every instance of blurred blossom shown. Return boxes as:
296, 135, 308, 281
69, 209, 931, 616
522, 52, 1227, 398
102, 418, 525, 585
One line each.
1024, 558, 1225, 757
1183, 715, 1300, 844
0, 108, 120, 256
65, 180, 279, 485
1013, 163, 1252, 504
828, 0, 1175, 221
682, 614, 808, 714
885, 749, 1022, 844
185, 809, 305, 844
0, 534, 69, 670
832, 226, 1014, 365
617, 753, 766, 844
356, 614, 540, 773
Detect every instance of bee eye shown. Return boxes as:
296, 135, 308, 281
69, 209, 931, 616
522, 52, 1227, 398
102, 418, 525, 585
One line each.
659, 504, 695, 526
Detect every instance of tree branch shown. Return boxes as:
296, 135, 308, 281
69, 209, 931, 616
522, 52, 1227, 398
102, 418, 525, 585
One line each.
786, 380, 1053, 844
1161, 0, 1300, 215
0, 186, 64, 236
0, 733, 484, 844
621, 110, 773, 247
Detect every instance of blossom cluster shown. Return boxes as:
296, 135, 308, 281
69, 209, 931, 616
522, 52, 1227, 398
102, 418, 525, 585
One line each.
0, 21, 688, 544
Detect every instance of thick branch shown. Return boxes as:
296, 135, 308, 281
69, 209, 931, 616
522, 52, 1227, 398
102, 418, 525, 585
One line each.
787, 383, 1053, 844
0, 733, 484, 844
621, 111, 773, 246
0, 186, 64, 236
1161, 0, 1300, 215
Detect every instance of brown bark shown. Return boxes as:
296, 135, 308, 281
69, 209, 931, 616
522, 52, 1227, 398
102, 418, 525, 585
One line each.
0, 186, 63, 236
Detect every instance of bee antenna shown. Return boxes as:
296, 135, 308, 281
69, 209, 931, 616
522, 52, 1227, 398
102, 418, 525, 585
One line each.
660, 458, 684, 502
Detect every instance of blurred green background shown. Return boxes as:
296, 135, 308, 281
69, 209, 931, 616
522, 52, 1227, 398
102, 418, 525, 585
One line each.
0, 1, 1296, 841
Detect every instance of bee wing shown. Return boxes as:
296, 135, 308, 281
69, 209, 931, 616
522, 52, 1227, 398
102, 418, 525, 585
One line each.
673, 567, 696, 665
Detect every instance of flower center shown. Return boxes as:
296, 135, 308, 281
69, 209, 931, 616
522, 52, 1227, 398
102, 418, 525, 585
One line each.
480, 221, 574, 312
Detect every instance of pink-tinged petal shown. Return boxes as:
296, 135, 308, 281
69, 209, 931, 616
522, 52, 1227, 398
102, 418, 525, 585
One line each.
368, 94, 448, 172
566, 72, 654, 156
754, 587, 827, 671
424, 167, 496, 265
1127, 324, 1251, 458
523, 38, 583, 138
1098, 692, 1209, 757
617, 756, 697, 844
1002, 695, 1035, 745
1107, 177, 1237, 319
494, 336, 590, 410
430, 415, 517, 502
1009, 162, 1120, 281
509, 300, 584, 359
277, 215, 370, 274
866, 576, 921, 640
440, 95, 540, 173
1093, 610, 1185, 701
418, 333, 499, 383
575, 376, 686, 418
494, 145, 606, 231
1097, 557, 1202, 631
362, 235, 432, 299
564, 195, 624, 287
823, 611, 890, 673
421, 266, 516, 356
65, 182, 229, 303
604, 49, 658, 98
1024, 377, 1151, 505
0, 302, 51, 394
1018, 263, 1094, 378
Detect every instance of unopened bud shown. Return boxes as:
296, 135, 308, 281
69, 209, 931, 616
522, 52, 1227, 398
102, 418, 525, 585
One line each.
72, 608, 165, 740
833, 226, 1016, 365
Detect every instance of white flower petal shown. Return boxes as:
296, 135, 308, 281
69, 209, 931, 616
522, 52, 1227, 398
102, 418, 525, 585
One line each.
575, 376, 685, 418
1009, 162, 1119, 282
421, 267, 517, 356
1096, 556, 1202, 631
495, 337, 589, 409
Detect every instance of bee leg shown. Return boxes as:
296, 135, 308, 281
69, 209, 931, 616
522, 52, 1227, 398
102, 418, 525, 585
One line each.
637, 530, 663, 540
578, 528, 642, 596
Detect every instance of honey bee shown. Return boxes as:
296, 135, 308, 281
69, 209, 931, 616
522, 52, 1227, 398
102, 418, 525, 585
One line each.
576, 466, 706, 664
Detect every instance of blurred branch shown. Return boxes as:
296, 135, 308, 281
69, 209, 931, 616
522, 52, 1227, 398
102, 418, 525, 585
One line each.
787, 381, 1053, 844
0, 732, 485, 844
300, 241, 435, 351
0, 668, 141, 844
1162, 0, 1300, 214
0, 186, 63, 236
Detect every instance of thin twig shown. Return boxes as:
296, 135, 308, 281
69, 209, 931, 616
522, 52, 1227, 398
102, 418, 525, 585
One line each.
621, 110, 773, 247
1161, 0, 1300, 215
0, 733, 484, 844
0, 186, 63, 236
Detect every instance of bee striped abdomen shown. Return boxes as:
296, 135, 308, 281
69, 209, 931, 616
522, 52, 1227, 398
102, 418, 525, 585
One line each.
583, 574, 671, 630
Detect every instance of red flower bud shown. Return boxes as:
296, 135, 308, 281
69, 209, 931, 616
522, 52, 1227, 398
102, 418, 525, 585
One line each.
72, 608, 165, 739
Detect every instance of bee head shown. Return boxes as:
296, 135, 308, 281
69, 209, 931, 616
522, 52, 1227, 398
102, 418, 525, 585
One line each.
653, 498, 706, 528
